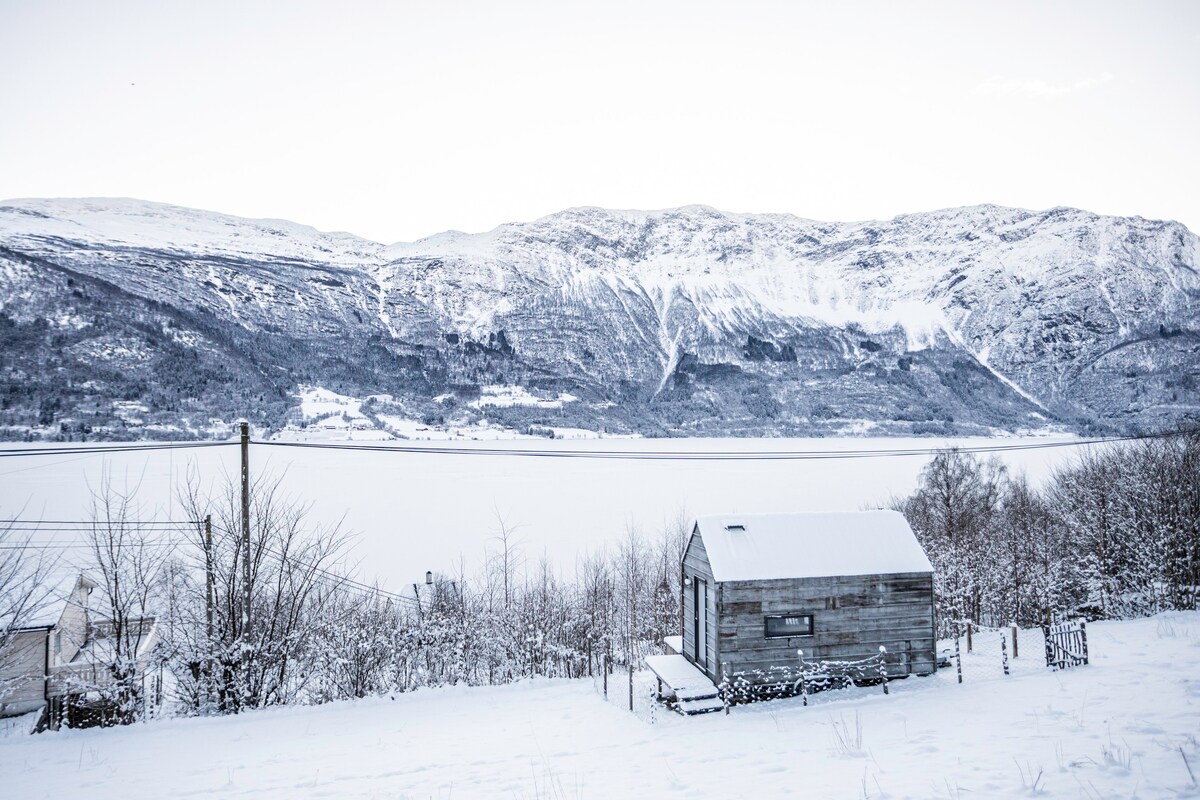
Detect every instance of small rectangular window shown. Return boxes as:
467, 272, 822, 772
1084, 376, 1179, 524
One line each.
764, 614, 814, 638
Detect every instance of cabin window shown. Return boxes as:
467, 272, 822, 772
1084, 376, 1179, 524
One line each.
764, 614, 814, 638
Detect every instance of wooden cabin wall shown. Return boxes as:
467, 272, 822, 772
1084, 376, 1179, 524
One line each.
681, 530, 719, 680
716, 571, 936, 679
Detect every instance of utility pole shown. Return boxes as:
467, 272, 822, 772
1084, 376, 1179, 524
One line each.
204, 514, 214, 703
238, 419, 251, 709
628, 578, 636, 712
239, 421, 251, 632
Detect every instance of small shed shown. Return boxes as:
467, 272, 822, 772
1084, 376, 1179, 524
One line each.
681, 510, 937, 688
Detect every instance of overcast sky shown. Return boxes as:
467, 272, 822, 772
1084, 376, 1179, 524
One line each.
1, 0, 1197, 242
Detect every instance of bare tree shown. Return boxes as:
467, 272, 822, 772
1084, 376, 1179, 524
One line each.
654, 508, 690, 640
0, 518, 59, 705
174, 466, 352, 712
576, 547, 615, 676
487, 506, 525, 612
84, 475, 171, 724
897, 449, 1005, 634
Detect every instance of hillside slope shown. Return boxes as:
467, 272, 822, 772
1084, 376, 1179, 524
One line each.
1, 615, 1197, 799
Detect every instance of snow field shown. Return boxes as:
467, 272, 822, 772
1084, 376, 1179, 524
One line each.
281, 386, 588, 442
467, 385, 579, 410
2, 613, 1197, 799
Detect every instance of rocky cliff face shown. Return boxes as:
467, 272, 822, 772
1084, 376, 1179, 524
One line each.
1, 198, 1197, 439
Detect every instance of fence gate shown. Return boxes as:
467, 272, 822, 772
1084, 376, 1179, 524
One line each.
1042, 619, 1089, 670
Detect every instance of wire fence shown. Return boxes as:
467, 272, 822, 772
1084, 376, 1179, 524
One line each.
617, 621, 1093, 722
940, 619, 1089, 682
939, 622, 1048, 684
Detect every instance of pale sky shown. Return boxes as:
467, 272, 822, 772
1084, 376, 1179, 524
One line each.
1, 0, 1197, 243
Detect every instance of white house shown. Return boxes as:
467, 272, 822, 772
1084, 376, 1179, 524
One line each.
0, 573, 159, 728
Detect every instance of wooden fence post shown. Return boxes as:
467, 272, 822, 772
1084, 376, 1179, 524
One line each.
1042, 624, 1054, 669
966, 622, 973, 653
722, 661, 731, 715
879, 646, 889, 694
628, 662, 634, 712
1011, 625, 1019, 659
954, 632, 963, 684
602, 654, 608, 699
797, 649, 807, 707
1080, 620, 1089, 665
1000, 631, 1010, 676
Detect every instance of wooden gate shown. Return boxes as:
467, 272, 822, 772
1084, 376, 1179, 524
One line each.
1042, 619, 1089, 670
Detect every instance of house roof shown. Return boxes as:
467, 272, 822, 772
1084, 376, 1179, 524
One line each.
70, 616, 158, 664
692, 510, 933, 582
16, 571, 95, 630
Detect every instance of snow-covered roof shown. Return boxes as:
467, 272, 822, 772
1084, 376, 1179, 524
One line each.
70, 617, 158, 663
692, 510, 933, 582
17, 570, 95, 629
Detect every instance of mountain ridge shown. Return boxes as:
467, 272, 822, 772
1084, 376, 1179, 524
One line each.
1, 198, 1197, 440
6, 195, 1194, 248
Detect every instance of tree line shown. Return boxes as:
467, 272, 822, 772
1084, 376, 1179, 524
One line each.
158, 483, 689, 715
1, 470, 688, 724
897, 433, 1200, 636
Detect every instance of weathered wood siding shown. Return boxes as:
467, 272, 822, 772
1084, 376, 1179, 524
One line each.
716, 572, 936, 679
681, 528, 719, 681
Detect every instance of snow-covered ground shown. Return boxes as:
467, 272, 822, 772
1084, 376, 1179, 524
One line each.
468, 384, 578, 409
278, 386, 591, 442
295, 386, 374, 425
1, 435, 1087, 592
2, 614, 1197, 799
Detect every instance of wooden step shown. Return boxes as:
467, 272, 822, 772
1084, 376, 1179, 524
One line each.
675, 686, 720, 702
645, 654, 725, 716
676, 696, 726, 715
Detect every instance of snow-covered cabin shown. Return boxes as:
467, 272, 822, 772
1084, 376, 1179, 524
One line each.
681, 511, 937, 686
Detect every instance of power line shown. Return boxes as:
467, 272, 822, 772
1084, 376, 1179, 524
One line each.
257, 543, 417, 607
6, 534, 189, 543
254, 427, 1200, 461
1, 426, 1195, 462
0, 442, 237, 459
0, 520, 202, 526
0, 519, 413, 607
0, 544, 184, 551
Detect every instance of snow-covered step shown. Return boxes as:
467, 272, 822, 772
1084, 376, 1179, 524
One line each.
674, 685, 719, 702
675, 696, 726, 715
645, 654, 723, 713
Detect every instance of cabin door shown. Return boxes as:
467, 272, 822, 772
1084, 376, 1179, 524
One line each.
693, 578, 708, 669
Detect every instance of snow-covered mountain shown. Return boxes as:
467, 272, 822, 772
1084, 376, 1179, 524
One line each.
1, 198, 1197, 439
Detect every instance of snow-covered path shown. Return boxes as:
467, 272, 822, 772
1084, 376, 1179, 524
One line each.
3, 614, 1198, 799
